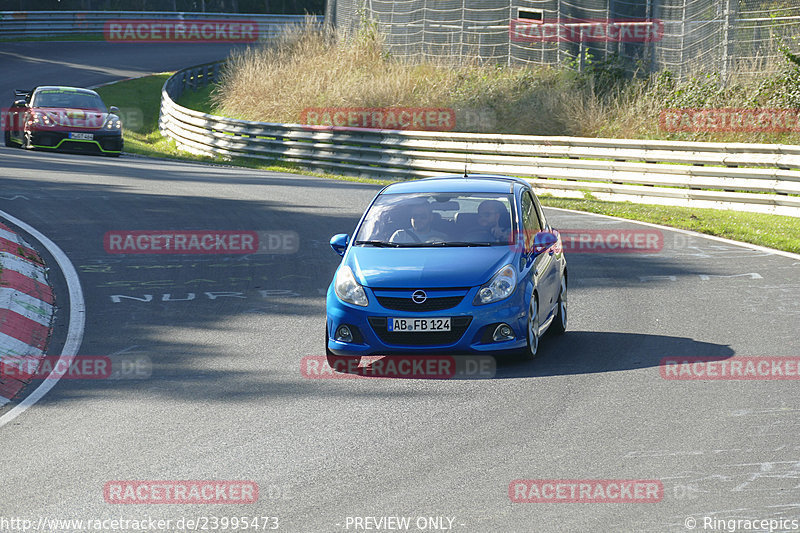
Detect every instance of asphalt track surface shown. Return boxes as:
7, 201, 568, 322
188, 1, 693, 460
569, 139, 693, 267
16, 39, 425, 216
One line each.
1, 43, 799, 533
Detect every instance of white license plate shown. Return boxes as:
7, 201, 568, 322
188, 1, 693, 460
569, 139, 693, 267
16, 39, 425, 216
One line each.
388, 317, 451, 332
69, 132, 93, 140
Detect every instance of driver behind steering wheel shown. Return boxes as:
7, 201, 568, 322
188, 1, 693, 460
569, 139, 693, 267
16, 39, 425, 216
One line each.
390, 201, 447, 243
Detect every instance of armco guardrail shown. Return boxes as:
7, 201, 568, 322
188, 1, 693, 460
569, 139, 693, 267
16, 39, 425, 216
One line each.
159, 63, 800, 217
0, 11, 320, 39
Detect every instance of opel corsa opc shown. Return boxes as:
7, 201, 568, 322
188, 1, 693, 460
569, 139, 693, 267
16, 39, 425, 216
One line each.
325, 175, 568, 368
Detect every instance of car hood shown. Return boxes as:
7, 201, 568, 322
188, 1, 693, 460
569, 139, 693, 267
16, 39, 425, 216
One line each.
347, 246, 517, 288
34, 107, 110, 129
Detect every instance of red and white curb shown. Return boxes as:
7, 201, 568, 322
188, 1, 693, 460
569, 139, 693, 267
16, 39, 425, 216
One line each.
0, 210, 83, 427
0, 222, 55, 406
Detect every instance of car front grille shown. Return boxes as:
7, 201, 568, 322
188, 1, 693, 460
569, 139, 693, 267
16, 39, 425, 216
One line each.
368, 316, 472, 346
375, 295, 464, 312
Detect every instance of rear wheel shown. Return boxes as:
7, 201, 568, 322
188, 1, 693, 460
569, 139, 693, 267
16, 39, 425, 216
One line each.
550, 274, 567, 335
325, 327, 361, 372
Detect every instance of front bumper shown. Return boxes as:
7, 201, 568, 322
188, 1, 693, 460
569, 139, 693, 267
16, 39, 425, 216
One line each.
29, 129, 123, 155
326, 284, 529, 356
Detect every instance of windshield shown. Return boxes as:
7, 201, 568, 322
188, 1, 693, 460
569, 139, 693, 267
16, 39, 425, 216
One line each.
32, 90, 107, 111
354, 192, 516, 247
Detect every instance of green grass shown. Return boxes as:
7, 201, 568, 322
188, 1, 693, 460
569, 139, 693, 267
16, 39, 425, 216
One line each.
178, 85, 217, 115
539, 196, 800, 253
93, 72, 800, 255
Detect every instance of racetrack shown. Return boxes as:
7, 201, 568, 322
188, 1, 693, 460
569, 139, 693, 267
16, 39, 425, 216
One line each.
1, 43, 799, 533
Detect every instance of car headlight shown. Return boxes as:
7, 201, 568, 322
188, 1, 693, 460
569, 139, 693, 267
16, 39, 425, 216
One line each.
31, 112, 54, 127
474, 264, 517, 305
104, 116, 121, 129
334, 265, 368, 307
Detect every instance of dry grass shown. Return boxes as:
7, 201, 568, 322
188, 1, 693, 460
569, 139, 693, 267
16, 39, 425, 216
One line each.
212, 20, 800, 142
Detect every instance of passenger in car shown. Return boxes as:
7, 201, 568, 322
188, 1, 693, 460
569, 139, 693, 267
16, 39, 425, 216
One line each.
460, 200, 511, 242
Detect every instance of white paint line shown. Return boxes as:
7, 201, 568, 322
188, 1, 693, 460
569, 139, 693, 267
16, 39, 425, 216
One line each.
544, 206, 800, 261
0, 210, 84, 427
0, 288, 54, 327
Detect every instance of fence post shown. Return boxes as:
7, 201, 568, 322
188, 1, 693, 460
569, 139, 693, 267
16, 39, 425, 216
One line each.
679, 0, 687, 79
721, 0, 736, 82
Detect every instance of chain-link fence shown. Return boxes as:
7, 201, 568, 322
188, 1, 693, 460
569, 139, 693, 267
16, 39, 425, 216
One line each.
325, 0, 800, 79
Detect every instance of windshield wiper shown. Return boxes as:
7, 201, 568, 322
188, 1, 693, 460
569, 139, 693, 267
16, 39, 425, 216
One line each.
423, 241, 493, 247
354, 240, 401, 247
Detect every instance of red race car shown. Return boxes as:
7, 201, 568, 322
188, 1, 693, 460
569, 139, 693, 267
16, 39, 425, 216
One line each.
4, 86, 123, 156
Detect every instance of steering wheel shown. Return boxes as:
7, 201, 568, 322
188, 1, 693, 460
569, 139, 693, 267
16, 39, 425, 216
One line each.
389, 229, 422, 244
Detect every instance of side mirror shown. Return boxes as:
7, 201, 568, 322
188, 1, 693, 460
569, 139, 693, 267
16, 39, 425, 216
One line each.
330, 234, 349, 256
13, 99, 26, 108
109, 106, 119, 115
532, 230, 559, 255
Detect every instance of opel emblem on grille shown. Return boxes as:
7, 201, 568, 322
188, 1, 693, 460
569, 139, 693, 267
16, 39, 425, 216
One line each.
411, 290, 427, 304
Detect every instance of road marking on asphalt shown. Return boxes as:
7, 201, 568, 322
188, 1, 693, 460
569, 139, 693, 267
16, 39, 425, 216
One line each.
0, 210, 84, 428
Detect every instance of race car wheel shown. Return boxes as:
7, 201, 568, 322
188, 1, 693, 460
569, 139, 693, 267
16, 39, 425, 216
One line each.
4, 130, 20, 148
550, 274, 567, 336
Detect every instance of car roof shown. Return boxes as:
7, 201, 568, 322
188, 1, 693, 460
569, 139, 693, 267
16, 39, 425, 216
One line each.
381, 175, 529, 194
33, 86, 99, 96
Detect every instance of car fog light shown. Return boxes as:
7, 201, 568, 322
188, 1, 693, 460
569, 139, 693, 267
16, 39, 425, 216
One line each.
335, 325, 353, 343
493, 323, 515, 342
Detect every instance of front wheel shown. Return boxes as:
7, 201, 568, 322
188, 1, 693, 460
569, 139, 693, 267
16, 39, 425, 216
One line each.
4, 130, 20, 148
522, 294, 540, 360
550, 274, 567, 335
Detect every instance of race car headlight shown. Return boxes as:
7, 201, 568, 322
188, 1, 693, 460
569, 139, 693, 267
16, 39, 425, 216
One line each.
104, 116, 122, 129
474, 264, 517, 305
31, 112, 54, 127
334, 266, 368, 307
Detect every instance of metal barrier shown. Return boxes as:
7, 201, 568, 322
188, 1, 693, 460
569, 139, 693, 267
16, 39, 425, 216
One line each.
159, 62, 800, 217
0, 11, 321, 39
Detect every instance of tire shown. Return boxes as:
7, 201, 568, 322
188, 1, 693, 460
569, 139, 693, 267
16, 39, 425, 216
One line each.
550, 274, 567, 336
325, 327, 361, 372
522, 293, 540, 360
4, 130, 20, 148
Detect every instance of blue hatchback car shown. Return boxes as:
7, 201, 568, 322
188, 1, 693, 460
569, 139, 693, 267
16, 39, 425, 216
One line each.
326, 175, 567, 368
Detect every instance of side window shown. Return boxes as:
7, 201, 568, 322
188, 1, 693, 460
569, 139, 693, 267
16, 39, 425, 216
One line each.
532, 192, 547, 229
521, 191, 542, 248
